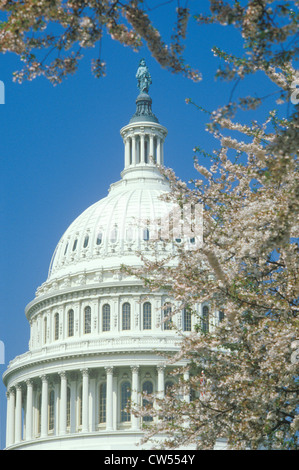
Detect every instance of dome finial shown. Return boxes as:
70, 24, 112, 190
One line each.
130, 59, 158, 123
136, 58, 152, 94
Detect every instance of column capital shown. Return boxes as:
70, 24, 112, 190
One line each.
131, 365, 140, 374
8, 387, 15, 396
81, 368, 89, 377
104, 366, 114, 375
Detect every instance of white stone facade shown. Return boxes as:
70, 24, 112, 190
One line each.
3, 77, 219, 450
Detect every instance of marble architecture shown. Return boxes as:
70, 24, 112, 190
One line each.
3, 61, 223, 450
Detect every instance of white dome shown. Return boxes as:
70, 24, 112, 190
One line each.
48, 165, 171, 281
3, 63, 219, 451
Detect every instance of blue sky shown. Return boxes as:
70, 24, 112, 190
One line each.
0, 6, 290, 449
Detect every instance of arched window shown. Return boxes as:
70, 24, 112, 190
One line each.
96, 231, 103, 245
48, 390, 55, 431
54, 313, 59, 340
110, 226, 118, 243
183, 308, 191, 332
102, 304, 110, 332
72, 239, 78, 251
143, 302, 152, 330
83, 235, 89, 248
64, 242, 69, 255
67, 387, 71, 428
143, 228, 150, 241
202, 306, 209, 333
142, 381, 153, 422
163, 304, 172, 330
84, 306, 91, 334
68, 309, 74, 337
98, 382, 107, 424
120, 381, 131, 422
122, 303, 131, 331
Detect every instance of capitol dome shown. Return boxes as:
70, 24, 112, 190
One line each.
2, 61, 221, 451
47, 162, 170, 282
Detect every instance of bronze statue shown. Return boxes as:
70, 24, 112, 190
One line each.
136, 58, 152, 94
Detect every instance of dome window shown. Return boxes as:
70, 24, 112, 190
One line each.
143, 228, 150, 241
110, 227, 118, 243
120, 381, 131, 422
143, 302, 152, 330
163, 304, 172, 330
84, 306, 91, 334
72, 239, 78, 251
98, 383, 107, 424
64, 242, 69, 255
122, 303, 131, 330
202, 305, 209, 333
68, 309, 74, 337
49, 390, 55, 431
102, 304, 111, 332
54, 313, 59, 340
96, 232, 103, 245
83, 235, 89, 248
183, 308, 191, 332
142, 381, 153, 422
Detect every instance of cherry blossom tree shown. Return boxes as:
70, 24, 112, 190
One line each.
127, 110, 299, 448
0, 0, 201, 83
123, 1, 297, 450
1, 0, 298, 449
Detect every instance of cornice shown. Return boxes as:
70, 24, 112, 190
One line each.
2, 335, 182, 385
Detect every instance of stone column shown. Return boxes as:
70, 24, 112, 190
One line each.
89, 375, 96, 432
131, 366, 140, 430
157, 365, 165, 399
8, 388, 15, 447
41, 375, 48, 438
125, 137, 130, 168
132, 135, 136, 166
140, 134, 145, 164
26, 380, 33, 441
5, 391, 10, 447
81, 369, 89, 433
105, 366, 113, 431
156, 138, 161, 165
59, 371, 67, 435
15, 384, 22, 443
70, 375, 77, 433
53, 380, 59, 436
6, 391, 12, 447
183, 370, 190, 403
149, 134, 154, 161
